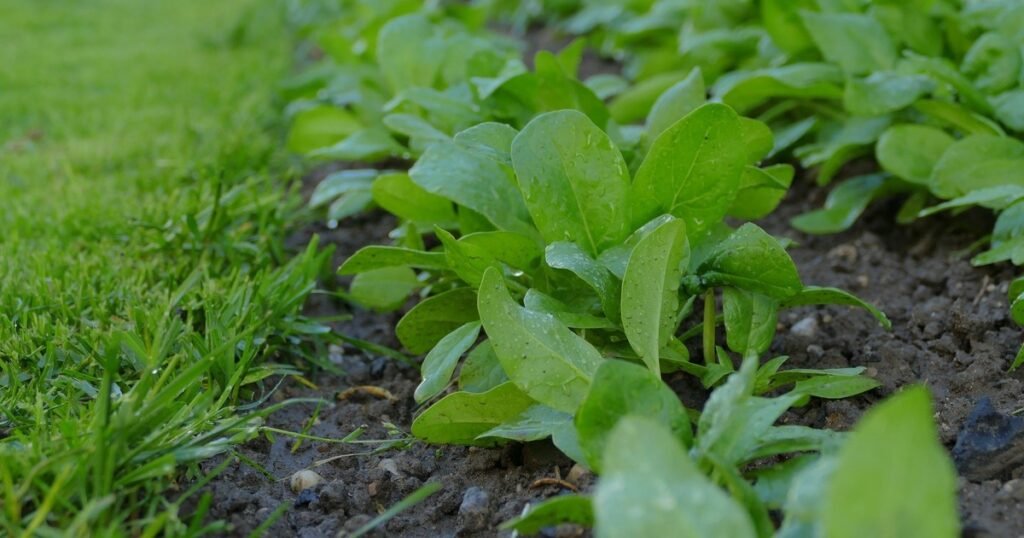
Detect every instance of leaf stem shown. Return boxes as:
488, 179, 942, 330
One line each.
703, 289, 715, 365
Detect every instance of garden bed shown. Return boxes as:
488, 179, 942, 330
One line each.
193, 175, 1024, 537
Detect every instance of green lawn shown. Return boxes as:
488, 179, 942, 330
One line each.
0, 0, 322, 534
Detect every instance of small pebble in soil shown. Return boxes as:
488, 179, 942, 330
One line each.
806, 344, 825, 359
377, 458, 401, 478
459, 486, 491, 531
290, 470, 324, 493
319, 480, 347, 511
790, 316, 818, 338
566, 463, 591, 485
953, 397, 1024, 481
295, 488, 318, 508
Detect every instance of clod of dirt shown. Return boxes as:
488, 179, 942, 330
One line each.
290, 469, 324, 493
458, 486, 491, 531
295, 488, 318, 508
953, 398, 1024, 481
790, 316, 819, 338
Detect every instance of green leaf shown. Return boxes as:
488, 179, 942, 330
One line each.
459, 231, 543, 272
349, 267, 419, 311
876, 125, 955, 185
801, 12, 897, 75
698, 358, 803, 466
722, 288, 778, 357
371, 172, 456, 225
410, 137, 534, 236
930, 134, 1024, 199
962, 32, 1021, 94
823, 387, 959, 538
728, 164, 794, 220
697, 223, 802, 299
792, 375, 880, 399
645, 68, 707, 140
609, 71, 688, 124
338, 246, 448, 275
524, 290, 617, 330
843, 72, 934, 116
511, 110, 630, 256
414, 322, 482, 403
478, 268, 602, 413
903, 55, 994, 116
309, 127, 405, 162
436, 228, 502, 288
411, 383, 536, 445
376, 14, 442, 92
545, 242, 621, 323
621, 217, 688, 374
630, 103, 746, 240
920, 186, 1024, 217
310, 169, 378, 208
501, 495, 594, 534
288, 106, 362, 153
479, 404, 573, 443
791, 174, 888, 234
396, 288, 479, 354
974, 201, 1024, 265
576, 360, 692, 472
796, 115, 890, 185
595, 416, 756, 538
458, 341, 509, 393
994, 89, 1024, 131
781, 286, 891, 329
761, 0, 815, 54
914, 99, 1003, 136
714, 64, 843, 114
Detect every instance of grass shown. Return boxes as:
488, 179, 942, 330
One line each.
0, 0, 328, 534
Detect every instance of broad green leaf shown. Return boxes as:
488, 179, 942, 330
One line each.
776, 455, 838, 537
309, 127, 405, 162
737, 117, 775, 165
399, 87, 482, 134
376, 14, 442, 92
844, 72, 934, 116
459, 341, 509, 393
791, 174, 889, 234
609, 70, 688, 124
823, 387, 959, 538
453, 122, 518, 165
414, 322, 482, 403
962, 32, 1021, 94
511, 110, 630, 255
781, 286, 891, 329
576, 360, 692, 472
994, 89, 1024, 131
792, 375, 880, 399
595, 416, 756, 538
411, 383, 535, 445
796, 115, 890, 185
339, 246, 448, 275
914, 99, 1003, 136
478, 268, 602, 413
750, 425, 843, 460
479, 404, 574, 444
396, 288, 478, 354
501, 495, 594, 534
327, 190, 374, 222
309, 169, 378, 209
288, 106, 362, 153
903, 55, 994, 116
349, 267, 419, 311
546, 242, 621, 322
630, 103, 746, 239
876, 125, 954, 185
645, 68, 707, 140
722, 288, 778, 357
920, 186, 1024, 217
524, 290, 616, 330
382, 113, 449, 146
410, 138, 534, 236
460, 231, 543, 272
436, 228, 501, 288
697, 223, 802, 299
974, 201, 1024, 265
621, 217, 688, 374
371, 172, 456, 225
596, 215, 676, 279
761, 0, 815, 54
728, 164, 794, 220
872, 3, 943, 57
714, 64, 843, 114
930, 135, 1024, 199
801, 12, 897, 75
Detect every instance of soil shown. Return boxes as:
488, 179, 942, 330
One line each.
185, 30, 1024, 538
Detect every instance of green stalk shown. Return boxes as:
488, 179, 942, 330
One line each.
703, 290, 716, 365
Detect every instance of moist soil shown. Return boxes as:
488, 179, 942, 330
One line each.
186, 170, 1024, 537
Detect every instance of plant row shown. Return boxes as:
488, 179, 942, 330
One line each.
281, 1, 965, 535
